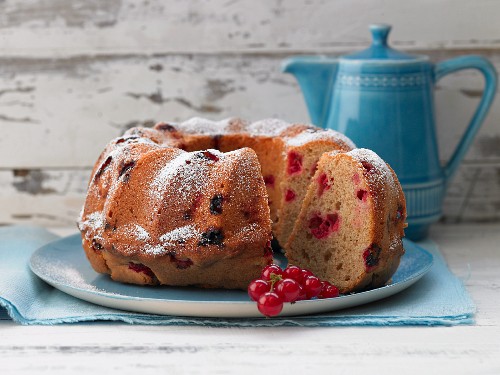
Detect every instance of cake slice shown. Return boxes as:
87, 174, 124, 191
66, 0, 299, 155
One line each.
285, 149, 406, 293
273, 128, 355, 249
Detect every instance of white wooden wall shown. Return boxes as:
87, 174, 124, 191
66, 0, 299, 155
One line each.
1, 0, 499, 226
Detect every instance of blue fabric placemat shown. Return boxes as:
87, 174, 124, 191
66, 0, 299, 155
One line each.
0, 225, 475, 326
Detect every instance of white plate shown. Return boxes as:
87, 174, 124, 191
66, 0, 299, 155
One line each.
29, 234, 433, 318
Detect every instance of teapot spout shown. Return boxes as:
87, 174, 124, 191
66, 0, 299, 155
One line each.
282, 56, 338, 127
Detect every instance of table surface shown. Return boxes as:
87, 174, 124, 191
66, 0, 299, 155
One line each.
1, 223, 499, 374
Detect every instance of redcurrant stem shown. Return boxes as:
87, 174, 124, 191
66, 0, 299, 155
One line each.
268, 273, 283, 292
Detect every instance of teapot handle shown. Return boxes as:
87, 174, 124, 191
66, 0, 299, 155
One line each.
434, 55, 497, 183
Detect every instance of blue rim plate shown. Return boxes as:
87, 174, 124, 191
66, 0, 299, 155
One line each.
29, 234, 433, 318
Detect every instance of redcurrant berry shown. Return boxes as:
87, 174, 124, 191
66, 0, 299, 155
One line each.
261, 264, 283, 280
319, 284, 340, 299
283, 265, 302, 283
248, 279, 270, 302
304, 275, 322, 299
275, 278, 301, 303
301, 269, 314, 283
257, 292, 284, 317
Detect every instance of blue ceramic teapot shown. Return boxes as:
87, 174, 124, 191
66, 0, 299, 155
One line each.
283, 24, 497, 240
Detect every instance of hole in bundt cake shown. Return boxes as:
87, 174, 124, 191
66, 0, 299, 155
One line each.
335, 201, 341, 210
323, 251, 332, 262
336, 263, 343, 270
108, 211, 113, 218
344, 275, 351, 281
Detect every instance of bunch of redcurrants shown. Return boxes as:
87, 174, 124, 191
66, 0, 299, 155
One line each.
248, 264, 340, 317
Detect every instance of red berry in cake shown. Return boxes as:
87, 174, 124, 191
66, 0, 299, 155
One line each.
248, 279, 270, 302
287, 151, 303, 175
95, 155, 112, 179
196, 150, 219, 162
119, 161, 136, 182
356, 189, 368, 201
198, 227, 224, 246
167, 253, 193, 269
363, 244, 382, 272
304, 276, 322, 298
308, 213, 339, 239
361, 161, 374, 173
285, 189, 296, 202
317, 173, 331, 196
263, 175, 275, 187
91, 239, 103, 252
261, 264, 283, 280
275, 278, 301, 303
257, 292, 284, 317
209, 194, 224, 215
128, 262, 155, 278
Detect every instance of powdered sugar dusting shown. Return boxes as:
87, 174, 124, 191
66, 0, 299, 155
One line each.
175, 117, 234, 135
246, 118, 292, 136
234, 222, 261, 243
160, 225, 201, 245
150, 150, 217, 203
134, 224, 150, 241
349, 148, 394, 186
285, 128, 356, 149
78, 211, 104, 232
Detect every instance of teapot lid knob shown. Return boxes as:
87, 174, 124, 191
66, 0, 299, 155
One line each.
370, 24, 391, 46
342, 23, 422, 61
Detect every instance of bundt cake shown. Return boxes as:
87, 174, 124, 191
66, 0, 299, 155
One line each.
79, 118, 405, 292
285, 149, 407, 293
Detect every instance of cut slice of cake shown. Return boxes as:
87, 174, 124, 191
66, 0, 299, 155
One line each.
273, 128, 355, 249
285, 149, 406, 293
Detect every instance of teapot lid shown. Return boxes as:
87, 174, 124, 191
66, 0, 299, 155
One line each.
342, 24, 422, 61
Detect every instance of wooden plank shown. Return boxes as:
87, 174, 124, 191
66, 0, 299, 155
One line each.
0, 51, 499, 169
0, 0, 499, 57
